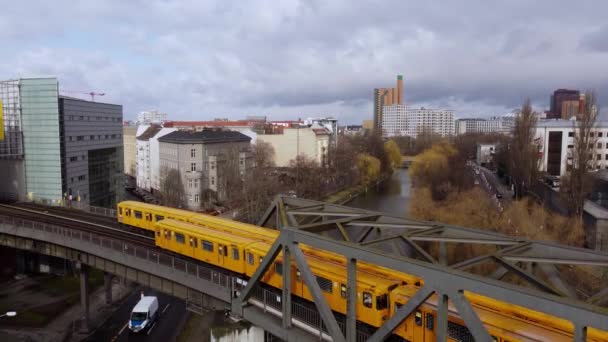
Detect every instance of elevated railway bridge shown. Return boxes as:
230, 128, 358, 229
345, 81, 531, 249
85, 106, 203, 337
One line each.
0, 197, 607, 341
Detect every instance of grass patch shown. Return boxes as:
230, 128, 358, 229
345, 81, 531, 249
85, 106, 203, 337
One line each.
1, 299, 71, 327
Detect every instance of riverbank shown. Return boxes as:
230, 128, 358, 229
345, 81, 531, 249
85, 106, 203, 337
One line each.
323, 174, 389, 205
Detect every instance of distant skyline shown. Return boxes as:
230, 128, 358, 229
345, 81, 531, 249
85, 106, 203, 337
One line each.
1, 1, 607, 124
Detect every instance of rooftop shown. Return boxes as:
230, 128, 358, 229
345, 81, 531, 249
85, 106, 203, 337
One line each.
158, 129, 251, 144
136, 125, 162, 141
164, 120, 253, 128
536, 119, 608, 128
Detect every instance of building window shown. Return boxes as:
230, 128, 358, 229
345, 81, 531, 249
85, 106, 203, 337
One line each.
211, 162, 215, 170
194, 194, 199, 203
191, 163, 196, 171
568, 132, 574, 137
194, 179, 199, 188
191, 148, 196, 158
68, 136, 73, 142
188, 179, 193, 188
211, 177, 215, 185
90, 135, 95, 140
70, 156, 78, 162
567, 145, 574, 148
78, 175, 86, 181
600, 132, 604, 138
598, 154, 602, 161
77, 136, 84, 141
598, 143, 602, 149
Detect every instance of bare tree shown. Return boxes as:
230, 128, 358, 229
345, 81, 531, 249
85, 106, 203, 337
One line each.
159, 166, 186, 208
290, 155, 325, 199
562, 91, 599, 217
217, 146, 246, 207
509, 99, 540, 199
239, 141, 280, 223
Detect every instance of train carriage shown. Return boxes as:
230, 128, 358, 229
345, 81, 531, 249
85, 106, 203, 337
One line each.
118, 201, 195, 232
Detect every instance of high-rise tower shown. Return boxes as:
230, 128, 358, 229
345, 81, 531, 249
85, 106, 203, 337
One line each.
373, 75, 403, 130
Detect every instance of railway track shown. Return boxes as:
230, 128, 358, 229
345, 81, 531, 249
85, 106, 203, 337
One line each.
0, 204, 154, 247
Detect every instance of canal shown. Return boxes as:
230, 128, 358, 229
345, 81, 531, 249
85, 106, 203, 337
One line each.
347, 168, 411, 217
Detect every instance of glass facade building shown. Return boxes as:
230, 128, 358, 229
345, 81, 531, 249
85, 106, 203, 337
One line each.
20, 78, 63, 203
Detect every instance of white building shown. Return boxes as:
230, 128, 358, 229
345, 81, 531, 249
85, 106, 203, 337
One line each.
149, 127, 177, 192
455, 116, 514, 135
382, 105, 454, 137
535, 119, 608, 177
304, 117, 338, 145
476, 143, 496, 166
135, 125, 160, 191
137, 110, 167, 125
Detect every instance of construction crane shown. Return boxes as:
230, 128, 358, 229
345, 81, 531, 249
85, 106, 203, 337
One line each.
60, 90, 106, 102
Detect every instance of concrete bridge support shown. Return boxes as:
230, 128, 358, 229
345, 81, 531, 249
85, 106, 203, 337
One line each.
104, 272, 113, 304
79, 263, 90, 333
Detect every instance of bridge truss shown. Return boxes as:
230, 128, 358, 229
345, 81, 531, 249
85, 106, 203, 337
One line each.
233, 195, 608, 341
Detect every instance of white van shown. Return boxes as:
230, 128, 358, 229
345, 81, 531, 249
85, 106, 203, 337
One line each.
129, 294, 159, 333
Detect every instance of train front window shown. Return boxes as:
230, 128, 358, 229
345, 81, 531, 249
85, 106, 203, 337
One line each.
134, 211, 142, 219
376, 294, 388, 310
363, 292, 372, 308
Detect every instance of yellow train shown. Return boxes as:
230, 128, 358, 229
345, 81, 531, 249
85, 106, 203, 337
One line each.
117, 201, 608, 341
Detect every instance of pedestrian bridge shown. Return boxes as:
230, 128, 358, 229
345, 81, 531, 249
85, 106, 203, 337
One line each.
1, 196, 607, 341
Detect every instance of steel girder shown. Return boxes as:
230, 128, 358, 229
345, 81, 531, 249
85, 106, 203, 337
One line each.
247, 195, 608, 341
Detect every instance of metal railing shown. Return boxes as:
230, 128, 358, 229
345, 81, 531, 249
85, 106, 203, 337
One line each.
0, 215, 231, 289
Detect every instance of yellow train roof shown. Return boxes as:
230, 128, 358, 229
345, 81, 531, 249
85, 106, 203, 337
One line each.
157, 219, 255, 245
119, 201, 196, 217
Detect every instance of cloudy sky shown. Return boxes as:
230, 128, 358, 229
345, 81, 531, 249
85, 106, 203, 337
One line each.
2, 1, 607, 123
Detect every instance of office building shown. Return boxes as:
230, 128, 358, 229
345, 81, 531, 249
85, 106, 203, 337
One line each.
373, 75, 403, 130
382, 105, 454, 138
535, 119, 608, 176
158, 129, 251, 210
455, 116, 514, 135
548, 89, 585, 120
0, 78, 123, 207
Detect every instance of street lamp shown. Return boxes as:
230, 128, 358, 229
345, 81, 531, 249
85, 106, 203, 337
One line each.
0, 311, 16, 318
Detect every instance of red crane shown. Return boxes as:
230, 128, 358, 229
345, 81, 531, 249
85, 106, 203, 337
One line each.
60, 90, 106, 102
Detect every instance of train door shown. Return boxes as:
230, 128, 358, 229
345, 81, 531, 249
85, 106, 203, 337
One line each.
218, 244, 228, 267
188, 235, 197, 258
294, 269, 303, 297
412, 310, 435, 341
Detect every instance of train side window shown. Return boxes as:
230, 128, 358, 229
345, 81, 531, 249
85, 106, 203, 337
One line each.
247, 252, 254, 265
232, 247, 239, 260
134, 211, 142, 219
415, 311, 422, 326
274, 262, 283, 275
425, 313, 434, 331
316, 276, 332, 293
175, 233, 185, 244
155, 215, 164, 221
376, 294, 388, 310
202, 240, 213, 252
340, 284, 347, 298
363, 292, 372, 308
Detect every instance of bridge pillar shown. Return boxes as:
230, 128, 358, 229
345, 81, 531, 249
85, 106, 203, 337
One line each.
104, 272, 113, 304
79, 263, 90, 333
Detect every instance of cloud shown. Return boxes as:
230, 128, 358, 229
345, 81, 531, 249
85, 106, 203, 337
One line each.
1, 1, 607, 123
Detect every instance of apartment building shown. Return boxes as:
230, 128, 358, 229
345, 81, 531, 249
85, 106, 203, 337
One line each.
455, 116, 514, 135
158, 129, 251, 210
382, 105, 454, 137
256, 125, 330, 167
373, 75, 403, 130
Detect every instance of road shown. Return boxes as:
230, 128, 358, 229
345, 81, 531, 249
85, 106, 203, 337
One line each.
85, 288, 187, 342
470, 163, 512, 211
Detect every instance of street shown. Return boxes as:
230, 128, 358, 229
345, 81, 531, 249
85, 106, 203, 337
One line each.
470, 163, 512, 211
85, 288, 188, 342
